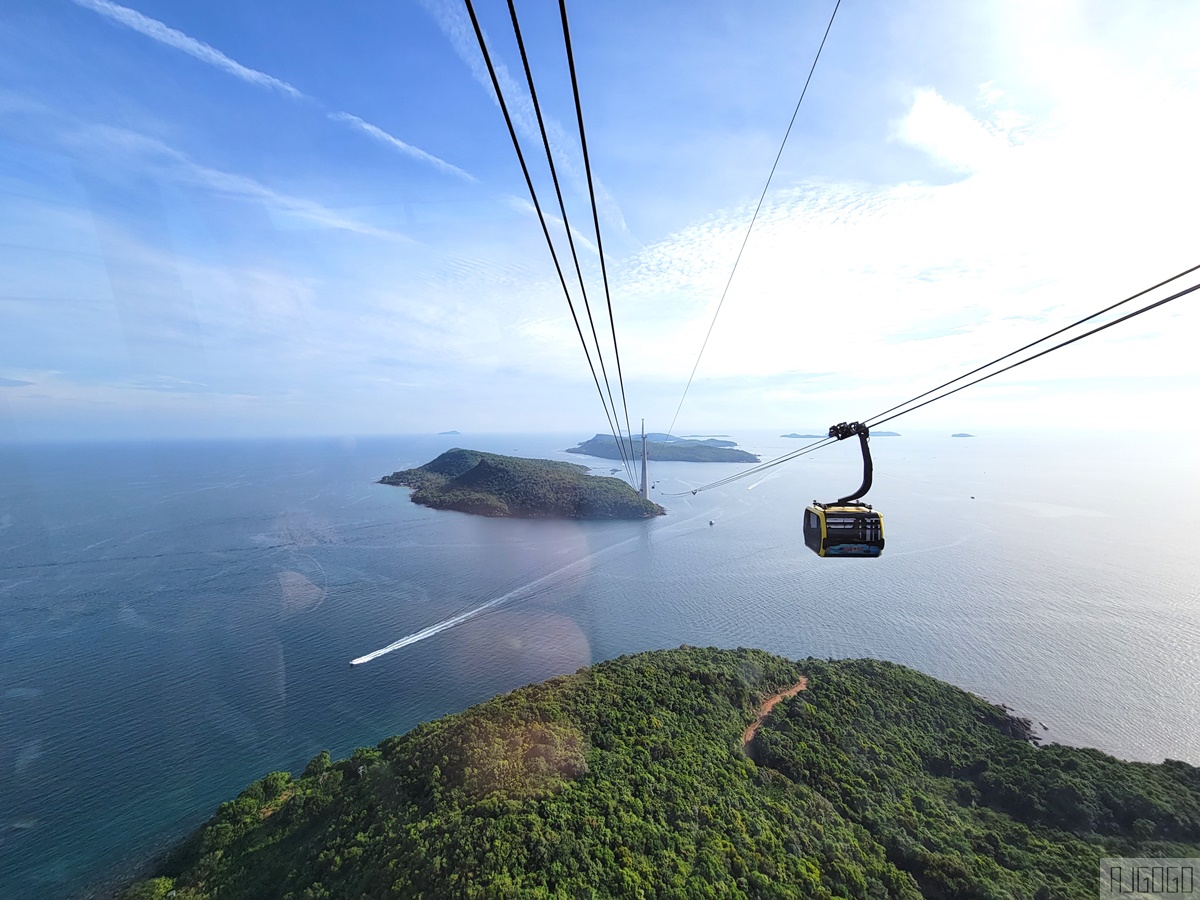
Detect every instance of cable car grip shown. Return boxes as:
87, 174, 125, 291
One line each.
827, 421, 873, 504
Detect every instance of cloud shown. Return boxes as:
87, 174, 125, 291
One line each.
76, 125, 411, 242
505, 195, 602, 259
895, 88, 1013, 173
547, 138, 1199, 421
71, 0, 474, 183
13, 1, 1200, 438
416, 0, 633, 242
128, 376, 213, 393
328, 113, 476, 182
71, 0, 304, 99
0, 377, 34, 387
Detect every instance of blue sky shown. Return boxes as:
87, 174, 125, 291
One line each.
1, 0, 1198, 440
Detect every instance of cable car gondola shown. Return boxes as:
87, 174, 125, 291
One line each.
803, 422, 885, 558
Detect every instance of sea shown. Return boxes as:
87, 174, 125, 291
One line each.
1, 430, 1197, 898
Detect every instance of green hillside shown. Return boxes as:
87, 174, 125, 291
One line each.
122, 648, 1200, 899
379, 449, 664, 519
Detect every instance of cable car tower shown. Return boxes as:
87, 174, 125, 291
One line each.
803, 422, 885, 558
640, 419, 649, 500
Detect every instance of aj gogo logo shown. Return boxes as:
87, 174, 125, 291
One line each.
1102, 859, 1197, 896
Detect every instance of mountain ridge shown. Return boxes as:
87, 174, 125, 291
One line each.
121, 647, 1200, 899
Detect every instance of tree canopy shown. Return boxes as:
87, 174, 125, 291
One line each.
124, 647, 1200, 899
380, 449, 664, 519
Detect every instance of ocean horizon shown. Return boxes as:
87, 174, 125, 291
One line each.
1, 429, 1197, 897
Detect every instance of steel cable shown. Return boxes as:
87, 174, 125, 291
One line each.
463, 0, 635, 482
666, 0, 842, 438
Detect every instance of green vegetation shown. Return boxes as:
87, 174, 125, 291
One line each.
568, 433, 759, 462
379, 448, 664, 519
124, 648, 1200, 899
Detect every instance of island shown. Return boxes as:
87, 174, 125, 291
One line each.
379, 448, 663, 519
121, 646, 1200, 900
437, 430, 461, 435
952, 432, 975, 438
568, 433, 758, 463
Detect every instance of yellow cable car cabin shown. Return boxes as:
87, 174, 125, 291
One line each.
803, 502, 885, 557
804, 421, 886, 558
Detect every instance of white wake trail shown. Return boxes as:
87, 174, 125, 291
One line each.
349, 592, 512, 665
350, 506, 733, 667
350, 530, 644, 666
746, 472, 780, 491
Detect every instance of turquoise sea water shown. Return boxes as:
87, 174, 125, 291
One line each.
1, 431, 1197, 897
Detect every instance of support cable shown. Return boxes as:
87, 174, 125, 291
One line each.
507, 0, 634, 480
862, 262, 1200, 428
558, 0, 637, 466
660, 435, 837, 497
867, 278, 1200, 429
666, 0, 842, 438
666, 270, 1200, 496
463, 0, 634, 483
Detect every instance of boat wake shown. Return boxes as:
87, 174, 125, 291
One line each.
349, 592, 514, 665
350, 529, 648, 666
350, 503, 737, 667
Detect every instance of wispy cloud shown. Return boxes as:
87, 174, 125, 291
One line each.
895, 88, 1015, 173
416, 0, 633, 241
71, 0, 304, 99
70, 0, 473, 181
329, 112, 476, 182
77, 125, 411, 242
505, 195, 602, 258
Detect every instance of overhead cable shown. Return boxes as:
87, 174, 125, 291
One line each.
558, 0, 637, 467
660, 435, 836, 497
463, 0, 635, 482
666, 0, 843, 439
669, 268, 1199, 496
868, 277, 1200, 429
862, 262, 1200, 428
506, 0, 633, 478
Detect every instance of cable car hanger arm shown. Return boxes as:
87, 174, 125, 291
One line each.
826, 421, 873, 505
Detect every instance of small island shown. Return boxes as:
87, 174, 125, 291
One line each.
380, 449, 664, 519
437, 430, 461, 435
952, 432, 975, 438
568, 433, 758, 463
123, 647, 1200, 900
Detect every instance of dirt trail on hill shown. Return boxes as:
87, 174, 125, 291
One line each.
743, 678, 808, 754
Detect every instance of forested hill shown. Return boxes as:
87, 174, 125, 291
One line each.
123, 648, 1200, 899
568, 433, 759, 462
379, 449, 663, 519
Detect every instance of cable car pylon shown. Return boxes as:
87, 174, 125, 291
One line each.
640, 419, 649, 500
